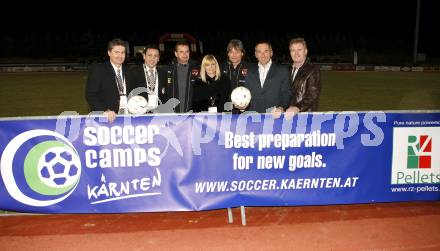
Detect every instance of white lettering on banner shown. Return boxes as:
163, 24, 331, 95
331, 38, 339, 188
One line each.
226, 131, 333, 172
87, 171, 162, 204
232, 152, 325, 172
258, 131, 335, 151
85, 149, 97, 168
257, 155, 285, 170
288, 152, 324, 171
224, 131, 336, 151
195, 177, 360, 193
82, 125, 161, 169
233, 153, 253, 170
84, 147, 161, 168
225, 131, 256, 148
83, 125, 160, 146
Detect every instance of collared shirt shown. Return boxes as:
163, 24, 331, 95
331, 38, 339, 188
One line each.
258, 60, 272, 87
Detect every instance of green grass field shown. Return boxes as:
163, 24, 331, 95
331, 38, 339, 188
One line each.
0, 71, 439, 117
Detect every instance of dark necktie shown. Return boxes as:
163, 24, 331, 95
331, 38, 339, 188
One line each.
116, 68, 128, 114
291, 67, 297, 82
147, 69, 155, 92
116, 68, 124, 95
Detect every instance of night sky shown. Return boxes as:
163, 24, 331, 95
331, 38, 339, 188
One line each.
1, 0, 439, 57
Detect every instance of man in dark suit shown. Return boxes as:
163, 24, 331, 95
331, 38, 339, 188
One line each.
243, 41, 291, 115
285, 37, 322, 119
131, 44, 167, 112
86, 38, 135, 122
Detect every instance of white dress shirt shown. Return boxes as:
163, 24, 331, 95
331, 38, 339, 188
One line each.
258, 60, 272, 87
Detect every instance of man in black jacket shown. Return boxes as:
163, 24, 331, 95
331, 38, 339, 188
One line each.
285, 37, 322, 119
221, 39, 249, 114
86, 38, 136, 122
221, 39, 249, 90
166, 41, 199, 113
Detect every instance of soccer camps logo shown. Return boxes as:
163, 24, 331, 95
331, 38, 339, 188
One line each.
391, 127, 440, 184
0, 130, 81, 206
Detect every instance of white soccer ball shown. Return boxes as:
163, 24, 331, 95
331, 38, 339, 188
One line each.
127, 95, 148, 115
38, 146, 81, 188
230, 86, 251, 109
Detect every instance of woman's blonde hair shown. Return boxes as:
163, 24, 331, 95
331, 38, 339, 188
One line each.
200, 54, 221, 83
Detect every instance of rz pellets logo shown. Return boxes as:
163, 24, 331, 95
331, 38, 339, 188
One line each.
407, 135, 432, 169
391, 127, 439, 185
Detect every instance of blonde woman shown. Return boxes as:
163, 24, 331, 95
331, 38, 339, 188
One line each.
193, 54, 231, 112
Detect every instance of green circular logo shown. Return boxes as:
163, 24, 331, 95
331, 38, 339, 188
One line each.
24, 141, 81, 195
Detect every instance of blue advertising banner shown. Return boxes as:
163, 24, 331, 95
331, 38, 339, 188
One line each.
0, 112, 439, 213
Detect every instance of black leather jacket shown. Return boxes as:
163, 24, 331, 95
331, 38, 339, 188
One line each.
288, 60, 321, 112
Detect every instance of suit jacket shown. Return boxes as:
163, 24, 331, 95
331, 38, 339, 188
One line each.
244, 62, 292, 113
130, 64, 168, 105
288, 60, 321, 111
85, 61, 135, 112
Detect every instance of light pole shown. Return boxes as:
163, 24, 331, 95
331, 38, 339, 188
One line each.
413, 0, 421, 65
